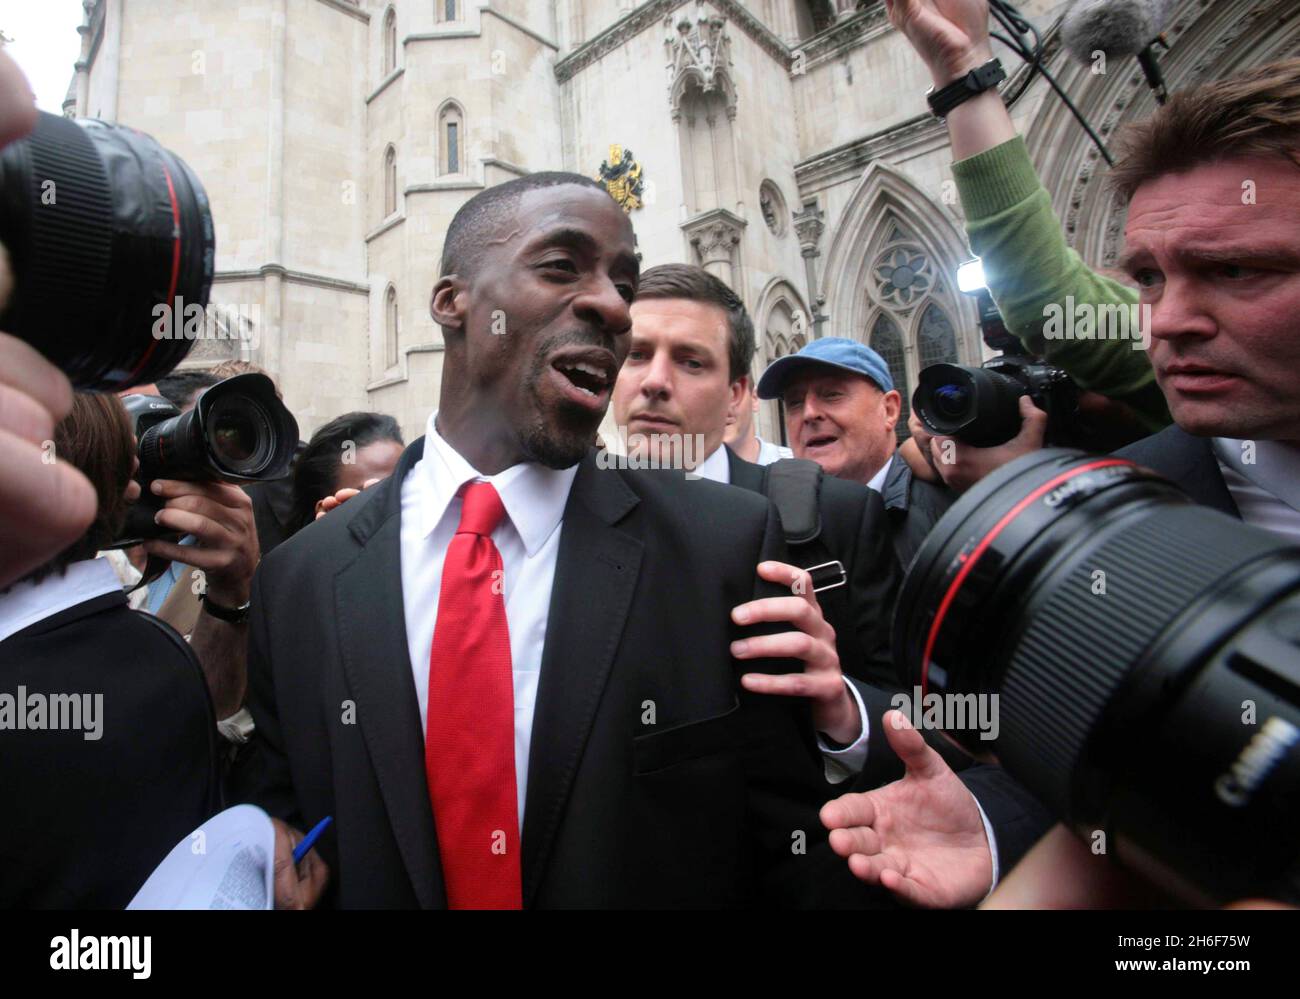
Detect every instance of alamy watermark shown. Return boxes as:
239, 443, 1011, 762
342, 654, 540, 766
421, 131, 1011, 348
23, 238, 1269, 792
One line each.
0, 687, 103, 741
597, 425, 708, 479
151, 297, 261, 348
1043, 296, 1152, 351
50, 930, 150, 979
890, 685, 999, 741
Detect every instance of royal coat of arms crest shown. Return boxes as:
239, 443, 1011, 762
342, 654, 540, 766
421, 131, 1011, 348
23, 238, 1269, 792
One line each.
596, 144, 644, 213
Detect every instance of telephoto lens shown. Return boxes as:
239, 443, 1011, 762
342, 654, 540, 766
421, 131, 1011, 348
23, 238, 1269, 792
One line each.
894, 448, 1300, 906
116, 374, 299, 543
0, 112, 215, 390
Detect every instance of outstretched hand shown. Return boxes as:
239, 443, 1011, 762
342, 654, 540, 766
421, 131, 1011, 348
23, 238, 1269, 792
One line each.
820, 709, 993, 907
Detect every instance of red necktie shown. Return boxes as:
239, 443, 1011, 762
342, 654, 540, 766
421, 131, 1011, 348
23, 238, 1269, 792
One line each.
425, 481, 522, 909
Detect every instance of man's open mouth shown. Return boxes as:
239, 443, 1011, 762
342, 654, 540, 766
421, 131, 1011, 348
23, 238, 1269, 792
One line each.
805, 435, 838, 449
549, 350, 617, 411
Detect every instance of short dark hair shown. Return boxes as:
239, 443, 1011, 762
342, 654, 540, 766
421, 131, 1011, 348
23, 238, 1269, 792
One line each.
1111, 58, 1300, 202
635, 263, 755, 383
440, 172, 611, 279
18, 393, 136, 585
291, 411, 403, 535
157, 370, 220, 409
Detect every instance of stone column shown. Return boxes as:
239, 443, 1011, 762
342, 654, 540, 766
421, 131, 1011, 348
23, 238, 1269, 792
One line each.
682, 208, 746, 289
793, 199, 827, 338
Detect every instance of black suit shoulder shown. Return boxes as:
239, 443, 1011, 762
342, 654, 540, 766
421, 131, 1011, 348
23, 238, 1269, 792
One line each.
0, 594, 218, 908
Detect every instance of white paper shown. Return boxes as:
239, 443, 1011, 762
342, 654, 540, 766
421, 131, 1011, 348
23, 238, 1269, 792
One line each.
127, 804, 275, 910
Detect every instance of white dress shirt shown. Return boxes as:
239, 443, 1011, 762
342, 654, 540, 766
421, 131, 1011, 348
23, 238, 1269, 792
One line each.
866, 454, 894, 494
400, 413, 578, 827
754, 437, 794, 466
0, 557, 124, 645
1212, 437, 1300, 543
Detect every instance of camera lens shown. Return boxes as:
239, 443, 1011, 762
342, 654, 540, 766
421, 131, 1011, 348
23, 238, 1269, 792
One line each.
894, 448, 1300, 905
913, 363, 1025, 446
0, 112, 215, 390
932, 383, 971, 420
206, 396, 274, 476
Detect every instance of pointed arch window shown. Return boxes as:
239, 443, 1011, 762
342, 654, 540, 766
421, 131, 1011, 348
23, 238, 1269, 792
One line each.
871, 313, 910, 444
385, 286, 399, 368
382, 7, 397, 75
917, 303, 959, 371
439, 103, 464, 176
383, 145, 397, 217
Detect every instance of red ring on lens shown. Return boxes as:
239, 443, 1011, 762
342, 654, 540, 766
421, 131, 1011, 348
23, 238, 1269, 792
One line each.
125, 161, 183, 384
920, 458, 1133, 696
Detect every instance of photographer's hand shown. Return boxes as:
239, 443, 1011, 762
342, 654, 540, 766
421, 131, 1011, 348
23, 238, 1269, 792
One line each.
143, 481, 259, 717
820, 710, 993, 907
143, 479, 260, 606
930, 395, 1046, 493
902, 411, 943, 484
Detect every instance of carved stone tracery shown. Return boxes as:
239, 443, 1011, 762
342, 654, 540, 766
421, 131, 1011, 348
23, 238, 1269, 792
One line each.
665, 2, 737, 121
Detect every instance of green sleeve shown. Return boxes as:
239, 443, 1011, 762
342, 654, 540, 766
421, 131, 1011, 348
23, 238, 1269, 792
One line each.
953, 136, 1170, 432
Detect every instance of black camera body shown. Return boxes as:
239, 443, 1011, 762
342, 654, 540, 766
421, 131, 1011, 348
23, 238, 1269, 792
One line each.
913, 354, 1082, 448
117, 373, 299, 544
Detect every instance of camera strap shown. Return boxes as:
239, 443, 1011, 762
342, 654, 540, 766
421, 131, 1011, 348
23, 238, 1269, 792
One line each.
760, 459, 846, 595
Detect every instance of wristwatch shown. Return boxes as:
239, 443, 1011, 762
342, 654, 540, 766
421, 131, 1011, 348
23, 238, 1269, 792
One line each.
200, 591, 252, 624
926, 57, 1007, 119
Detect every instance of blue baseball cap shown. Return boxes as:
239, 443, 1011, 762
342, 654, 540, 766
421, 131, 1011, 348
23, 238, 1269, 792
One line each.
756, 337, 895, 400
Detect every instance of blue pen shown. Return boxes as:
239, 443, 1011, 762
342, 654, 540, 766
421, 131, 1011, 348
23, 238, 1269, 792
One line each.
293, 816, 333, 865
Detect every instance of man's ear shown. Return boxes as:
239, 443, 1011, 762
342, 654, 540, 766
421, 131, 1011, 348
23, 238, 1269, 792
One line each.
727, 375, 750, 425
431, 276, 464, 332
882, 388, 902, 431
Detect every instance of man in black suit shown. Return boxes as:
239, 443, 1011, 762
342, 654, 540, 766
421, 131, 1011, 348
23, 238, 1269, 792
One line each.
607, 262, 1051, 884
233, 173, 885, 908
608, 264, 900, 693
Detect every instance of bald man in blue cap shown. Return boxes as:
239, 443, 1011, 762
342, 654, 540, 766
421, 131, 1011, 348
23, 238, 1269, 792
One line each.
758, 337, 903, 491
757, 337, 951, 568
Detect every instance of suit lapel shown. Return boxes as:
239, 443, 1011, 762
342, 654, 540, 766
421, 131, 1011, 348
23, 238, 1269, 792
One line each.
336, 437, 445, 909
521, 453, 642, 906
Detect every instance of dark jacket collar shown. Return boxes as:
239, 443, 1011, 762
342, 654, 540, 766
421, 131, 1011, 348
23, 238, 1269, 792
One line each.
1114, 424, 1241, 518
725, 445, 766, 491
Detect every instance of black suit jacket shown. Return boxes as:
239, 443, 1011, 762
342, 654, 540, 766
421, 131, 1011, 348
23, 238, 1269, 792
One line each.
1115, 424, 1241, 518
725, 448, 900, 687
0, 588, 220, 908
232, 439, 888, 908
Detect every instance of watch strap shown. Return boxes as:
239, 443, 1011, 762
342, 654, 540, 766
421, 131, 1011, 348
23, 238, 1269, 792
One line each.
927, 58, 1007, 118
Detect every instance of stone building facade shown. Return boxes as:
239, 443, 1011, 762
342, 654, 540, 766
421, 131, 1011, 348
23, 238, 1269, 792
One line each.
67, 0, 1300, 442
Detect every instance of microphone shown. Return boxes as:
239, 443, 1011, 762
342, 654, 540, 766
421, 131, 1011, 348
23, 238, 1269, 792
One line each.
1060, 0, 1175, 103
